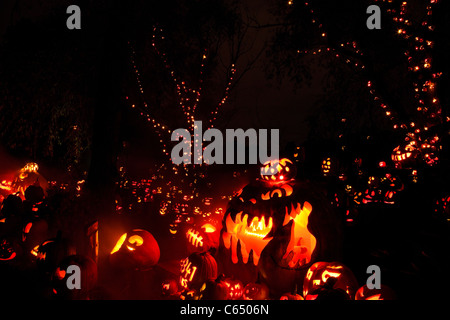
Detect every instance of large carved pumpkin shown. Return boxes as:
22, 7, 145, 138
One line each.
218, 158, 342, 296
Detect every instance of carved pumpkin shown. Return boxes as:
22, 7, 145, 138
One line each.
22, 217, 49, 253
0, 237, 19, 262
242, 282, 270, 300
52, 255, 98, 300
218, 159, 342, 295
162, 278, 179, 297
355, 284, 396, 300
110, 229, 160, 271
199, 277, 229, 300
224, 278, 244, 300
185, 221, 220, 254
391, 141, 419, 169
179, 251, 218, 292
303, 261, 358, 300
35, 234, 73, 272
260, 158, 297, 183
11, 163, 48, 199
280, 293, 304, 300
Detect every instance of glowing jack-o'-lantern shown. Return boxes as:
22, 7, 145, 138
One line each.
0, 238, 18, 261
224, 278, 244, 300
354, 284, 396, 300
110, 229, 160, 271
303, 261, 358, 300
179, 251, 218, 291
185, 222, 220, 254
11, 163, 48, 199
218, 159, 342, 295
321, 158, 332, 177
260, 158, 297, 183
391, 142, 419, 169
243, 282, 270, 300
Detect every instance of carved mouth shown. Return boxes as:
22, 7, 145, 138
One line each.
222, 212, 273, 265
223, 201, 316, 269
278, 202, 316, 269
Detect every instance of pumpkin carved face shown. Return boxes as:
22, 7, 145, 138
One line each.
391, 142, 419, 169
0, 238, 17, 261
218, 159, 342, 295
243, 282, 270, 300
260, 158, 297, 183
185, 222, 220, 254
110, 229, 160, 271
303, 261, 358, 299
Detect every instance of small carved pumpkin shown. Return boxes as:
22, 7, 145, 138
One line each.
242, 282, 270, 300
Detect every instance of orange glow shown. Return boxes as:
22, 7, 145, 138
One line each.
282, 202, 316, 268
186, 229, 204, 248
223, 212, 273, 265
111, 233, 127, 254
201, 223, 216, 233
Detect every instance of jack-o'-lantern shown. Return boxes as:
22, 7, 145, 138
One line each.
199, 278, 229, 300
161, 278, 179, 296
179, 251, 218, 291
185, 221, 220, 254
242, 282, 270, 300
110, 229, 160, 271
280, 293, 304, 300
362, 174, 404, 205
51, 255, 98, 300
0, 237, 18, 261
22, 217, 49, 253
224, 278, 244, 300
303, 261, 358, 299
355, 284, 396, 300
11, 163, 48, 199
218, 159, 342, 295
35, 234, 73, 272
391, 141, 419, 169
321, 158, 332, 177
260, 158, 297, 183
280, 285, 303, 300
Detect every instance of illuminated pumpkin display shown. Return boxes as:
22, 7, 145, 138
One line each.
11, 163, 48, 199
218, 158, 342, 295
362, 174, 404, 205
242, 282, 270, 300
52, 255, 98, 300
179, 251, 218, 291
355, 284, 396, 300
303, 261, 359, 300
110, 229, 160, 271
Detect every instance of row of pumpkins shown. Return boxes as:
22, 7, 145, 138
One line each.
167, 251, 396, 300
108, 159, 397, 300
